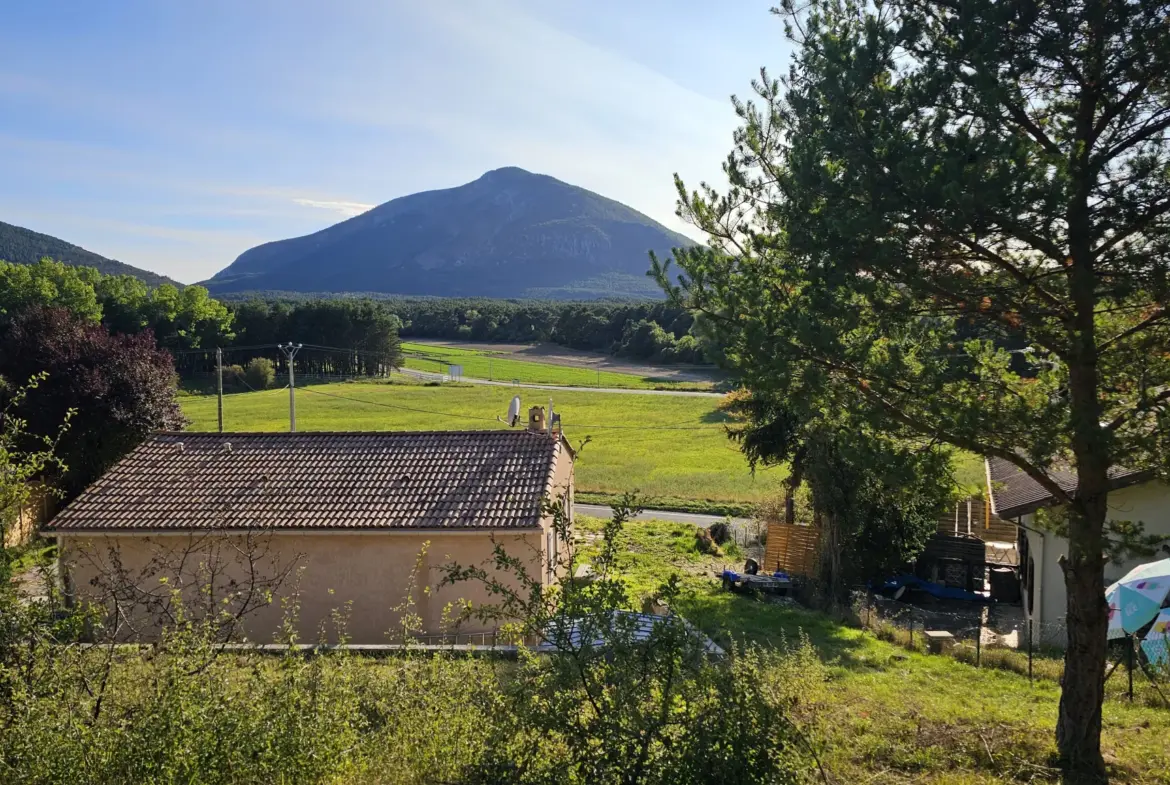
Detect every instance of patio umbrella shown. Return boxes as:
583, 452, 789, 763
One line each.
1140, 609, 1170, 667
1105, 558, 1170, 639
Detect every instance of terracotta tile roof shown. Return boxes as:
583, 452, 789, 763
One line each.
985, 456, 1154, 520
45, 431, 567, 533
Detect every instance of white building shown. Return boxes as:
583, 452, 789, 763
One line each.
986, 457, 1170, 647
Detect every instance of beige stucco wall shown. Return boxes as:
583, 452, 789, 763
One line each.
1021, 480, 1170, 647
62, 529, 548, 644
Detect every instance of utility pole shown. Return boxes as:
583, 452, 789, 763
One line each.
279, 343, 303, 432
216, 347, 224, 433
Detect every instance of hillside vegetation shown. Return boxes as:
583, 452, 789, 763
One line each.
0, 220, 178, 287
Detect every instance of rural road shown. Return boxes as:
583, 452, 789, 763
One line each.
574, 504, 750, 529
398, 367, 722, 398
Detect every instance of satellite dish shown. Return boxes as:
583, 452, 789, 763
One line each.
500, 395, 522, 427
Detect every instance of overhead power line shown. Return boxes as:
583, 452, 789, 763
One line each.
173, 343, 282, 355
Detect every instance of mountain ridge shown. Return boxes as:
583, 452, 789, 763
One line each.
204, 167, 694, 299
0, 220, 180, 288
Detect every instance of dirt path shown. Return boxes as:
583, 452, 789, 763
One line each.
397, 367, 722, 397
408, 340, 721, 384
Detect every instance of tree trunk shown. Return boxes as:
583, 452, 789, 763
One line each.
1058, 274, 1109, 781
1057, 367, 1110, 782
1056, 503, 1108, 783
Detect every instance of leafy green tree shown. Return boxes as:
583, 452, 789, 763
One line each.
0, 375, 70, 558
0, 377, 82, 688
0, 259, 236, 353
721, 390, 952, 600
94, 273, 151, 334
145, 284, 234, 350
619, 319, 677, 361
244, 357, 276, 390
655, 1, 1170, 776
0, 259, 102, 323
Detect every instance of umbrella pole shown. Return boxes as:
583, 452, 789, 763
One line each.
1128, 635, 1135, 702
1104, 652, 1123, 684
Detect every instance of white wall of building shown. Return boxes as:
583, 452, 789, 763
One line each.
1020, 481, 1170, 648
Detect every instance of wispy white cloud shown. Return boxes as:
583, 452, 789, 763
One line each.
290, 198, 373, 217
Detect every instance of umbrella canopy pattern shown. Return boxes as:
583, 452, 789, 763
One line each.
1140, 609, 1170, 666
1106, 558, 1170, 639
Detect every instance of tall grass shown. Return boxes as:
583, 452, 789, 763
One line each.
1, 626, 501, 784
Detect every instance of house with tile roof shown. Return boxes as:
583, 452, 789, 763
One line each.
45, 422, 574, 644
986, 456, 1170, 647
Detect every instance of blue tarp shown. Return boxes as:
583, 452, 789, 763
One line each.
878, 573, 989, 603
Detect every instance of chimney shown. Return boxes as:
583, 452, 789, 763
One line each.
527, 406, 546, 433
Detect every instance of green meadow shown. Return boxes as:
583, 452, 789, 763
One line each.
181, 379, 986, 508
400, 342, 715, 390
181, 381, 781, 506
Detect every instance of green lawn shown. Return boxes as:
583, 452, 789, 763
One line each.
581, 515, 1170, 783
180, 381, 783, 506
400, 342, 715, 390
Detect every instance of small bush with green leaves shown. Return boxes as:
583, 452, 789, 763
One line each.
243, 357, 276, 390
223, 363, 245, 389
441, 495, 816, 784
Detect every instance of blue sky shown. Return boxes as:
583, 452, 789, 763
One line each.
0, 1, 790, 283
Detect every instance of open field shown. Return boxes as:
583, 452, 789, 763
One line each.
583, 515, 1170, 783
181, 380, 987, 507
401, 341, 718, 390
181, 381, 782, 506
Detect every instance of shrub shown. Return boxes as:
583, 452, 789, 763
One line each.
694, 527, 719, 555
708, 520, 732, 545
223, 363, 245, 389
0, 602, 501, 785
442, 497, 813, 784
243, 357, 276, 390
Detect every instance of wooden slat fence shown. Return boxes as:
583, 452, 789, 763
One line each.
3, 484, 55, 548
763, 521, 822, 577
936, 497, 1017, 543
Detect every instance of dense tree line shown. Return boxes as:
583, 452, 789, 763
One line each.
2, 260, 712, 370
391, 297, 709, 363
0, 259, 232, 352
0, 260, 404, 379
242, 296, 714, 364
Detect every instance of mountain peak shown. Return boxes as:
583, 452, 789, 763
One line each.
477, 165, 535, 180
205, 171, 695, 300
